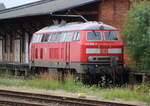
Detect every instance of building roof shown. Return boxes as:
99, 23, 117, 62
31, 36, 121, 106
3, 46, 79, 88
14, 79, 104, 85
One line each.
36, 21, 117, 33
0, 0, 98, 20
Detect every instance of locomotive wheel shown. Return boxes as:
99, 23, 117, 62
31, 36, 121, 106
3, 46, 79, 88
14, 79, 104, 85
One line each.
99, 68, 114, 87
111, 66, 128, 85
96, 66, 127, 87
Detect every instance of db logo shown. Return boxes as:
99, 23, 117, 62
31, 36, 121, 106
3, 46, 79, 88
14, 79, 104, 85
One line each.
101, 49, 108, 54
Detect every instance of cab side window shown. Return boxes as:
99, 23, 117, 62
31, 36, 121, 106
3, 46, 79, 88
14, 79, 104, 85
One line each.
51, 33, 57, 42
73, 32, 80, 41
41, 34, 49, 42
33, 31, 81, 43
76, 32, 80, 41
31, 34, 43, 43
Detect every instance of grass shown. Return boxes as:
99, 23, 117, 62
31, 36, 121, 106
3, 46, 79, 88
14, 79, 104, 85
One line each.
0, 74, 149, 103
100, 88, 150, 102
0, 78, 24, 86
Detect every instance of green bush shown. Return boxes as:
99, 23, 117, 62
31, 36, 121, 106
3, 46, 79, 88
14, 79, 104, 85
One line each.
135, 83, 150, 93
122, 0, 150, 70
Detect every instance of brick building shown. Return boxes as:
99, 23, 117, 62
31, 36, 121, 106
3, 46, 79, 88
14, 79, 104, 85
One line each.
99, 0, 131, 30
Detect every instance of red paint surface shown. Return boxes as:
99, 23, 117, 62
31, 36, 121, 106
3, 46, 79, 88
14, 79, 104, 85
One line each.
29, 30, 124, 63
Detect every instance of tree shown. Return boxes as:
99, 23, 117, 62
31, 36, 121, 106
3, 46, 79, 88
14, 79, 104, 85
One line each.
123, 0, 150, 70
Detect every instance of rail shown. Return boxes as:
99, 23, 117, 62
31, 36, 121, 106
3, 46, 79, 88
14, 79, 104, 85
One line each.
0, 89, 138, 106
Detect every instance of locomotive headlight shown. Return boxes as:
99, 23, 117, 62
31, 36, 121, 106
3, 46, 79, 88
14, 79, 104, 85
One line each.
86, 48, 101, 54
108, 48, 122, 54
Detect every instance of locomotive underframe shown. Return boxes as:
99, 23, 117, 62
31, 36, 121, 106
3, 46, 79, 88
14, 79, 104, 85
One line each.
30, 60, 127, 84
80, 62, 127, 84
31, 60, 124, 73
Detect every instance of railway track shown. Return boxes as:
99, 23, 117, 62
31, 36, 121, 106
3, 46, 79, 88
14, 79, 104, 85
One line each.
0, 89, 138, 106
0, 99, 46, 106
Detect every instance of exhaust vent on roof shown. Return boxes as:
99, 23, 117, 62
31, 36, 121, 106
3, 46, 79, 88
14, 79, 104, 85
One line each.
0, 3, 5, 10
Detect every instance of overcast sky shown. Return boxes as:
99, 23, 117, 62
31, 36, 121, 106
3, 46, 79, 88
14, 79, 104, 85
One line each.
1, 0, 40, 8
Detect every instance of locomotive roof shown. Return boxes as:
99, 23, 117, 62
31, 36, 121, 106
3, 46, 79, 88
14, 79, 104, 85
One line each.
35, 21, 117, 33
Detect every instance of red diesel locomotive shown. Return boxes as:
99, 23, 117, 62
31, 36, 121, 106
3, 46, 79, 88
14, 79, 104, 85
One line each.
29, 21, 126, 84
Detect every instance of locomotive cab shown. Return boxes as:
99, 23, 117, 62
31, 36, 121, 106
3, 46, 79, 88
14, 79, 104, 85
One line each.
82, 30, 123, 65
78, 23, 124, 74
78, 23, 126, 84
